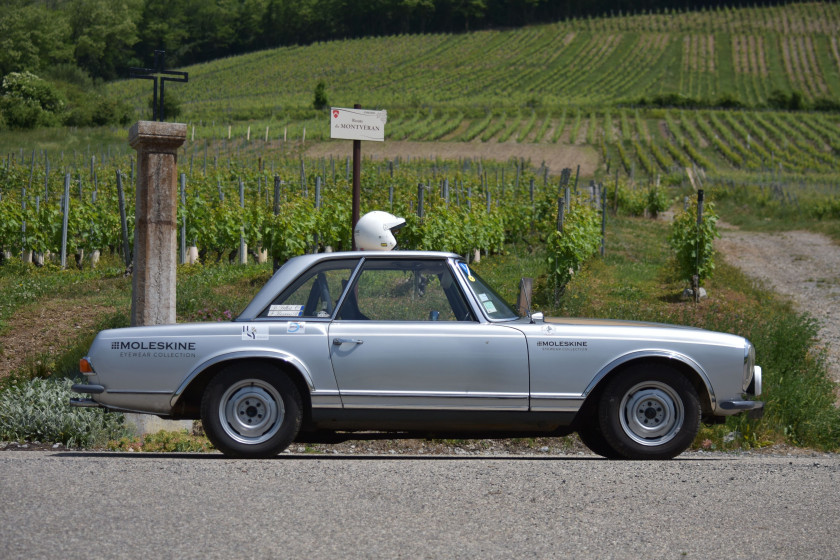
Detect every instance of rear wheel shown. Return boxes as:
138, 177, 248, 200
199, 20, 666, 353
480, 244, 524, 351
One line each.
577, 422, 621, 459
597, 365, 700, 460
201, 362, 302, 458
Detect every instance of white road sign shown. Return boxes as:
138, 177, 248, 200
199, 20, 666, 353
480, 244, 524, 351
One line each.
330, 107, 387, 142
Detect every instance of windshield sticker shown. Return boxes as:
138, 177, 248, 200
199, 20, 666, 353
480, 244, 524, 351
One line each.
459, 263, 476, 282
286, 322, 305, 334
268, 304, 304, 317
483, 300, 498, 313
241, 324, 269, 341
478, 293, 489, 302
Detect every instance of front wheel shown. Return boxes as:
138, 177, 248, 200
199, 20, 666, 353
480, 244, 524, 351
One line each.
597, 365, 700, 460
201, 362, 302, 458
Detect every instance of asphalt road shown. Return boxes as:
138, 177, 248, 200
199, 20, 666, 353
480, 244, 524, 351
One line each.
1, 450, 838, 559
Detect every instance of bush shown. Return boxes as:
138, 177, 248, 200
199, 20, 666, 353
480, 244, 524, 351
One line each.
546, 202, 601, 297
64, 91, 132, 126
668, 197, 720, 283
615, 182, 671, 217
767, 89, 804, 111
313, 80, 328, 110
0, 377, 130, 447
0, 71, 65, 129
646, 184, 671, 217
108, 429, 214, 453
148, 90, 182, 121
811, 97, 840, 113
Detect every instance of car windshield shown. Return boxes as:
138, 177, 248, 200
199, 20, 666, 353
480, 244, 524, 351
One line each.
455, 261, 519, 320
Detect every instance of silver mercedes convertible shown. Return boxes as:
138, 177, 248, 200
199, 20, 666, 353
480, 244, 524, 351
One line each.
71, 251, 763, 459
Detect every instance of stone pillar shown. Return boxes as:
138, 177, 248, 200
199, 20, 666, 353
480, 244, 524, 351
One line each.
126, 121, 192, 436
128, 121, 186, 327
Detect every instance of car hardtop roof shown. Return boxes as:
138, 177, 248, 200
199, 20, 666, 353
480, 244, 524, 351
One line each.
238, 250, 466, 320
288, 250, 463, 265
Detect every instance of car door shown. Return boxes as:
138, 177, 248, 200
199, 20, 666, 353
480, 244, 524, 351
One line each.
328, 257, 529, 411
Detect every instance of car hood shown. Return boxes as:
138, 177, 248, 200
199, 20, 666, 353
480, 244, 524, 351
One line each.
543, 317, 697, 329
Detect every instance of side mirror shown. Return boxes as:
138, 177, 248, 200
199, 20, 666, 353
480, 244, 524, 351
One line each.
530, 312, 544, 324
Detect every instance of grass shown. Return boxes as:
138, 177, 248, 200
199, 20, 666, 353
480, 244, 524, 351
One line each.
0, 256, 130, 334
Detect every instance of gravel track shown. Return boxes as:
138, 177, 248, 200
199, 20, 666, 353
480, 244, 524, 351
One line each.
717, 229, 840, 388
1, 450, 839, 559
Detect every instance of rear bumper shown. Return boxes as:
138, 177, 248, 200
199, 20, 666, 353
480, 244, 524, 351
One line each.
70, 384, 105, 408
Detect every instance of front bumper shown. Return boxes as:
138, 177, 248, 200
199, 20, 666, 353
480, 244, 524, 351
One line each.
719, 399, 764, 419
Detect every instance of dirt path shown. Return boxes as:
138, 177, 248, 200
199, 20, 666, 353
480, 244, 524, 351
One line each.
716, 229, 840, 388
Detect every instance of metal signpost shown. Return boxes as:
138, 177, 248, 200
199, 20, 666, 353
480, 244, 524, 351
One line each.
330, 105, 387, 248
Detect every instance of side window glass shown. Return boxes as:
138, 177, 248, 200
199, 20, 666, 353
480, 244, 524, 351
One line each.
260, 259, 359, 319
337, 259, 473, 321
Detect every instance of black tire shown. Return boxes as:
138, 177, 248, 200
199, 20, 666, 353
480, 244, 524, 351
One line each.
201, 362, 302, 458
577, 422, 621, 459
597, 365, 700, 460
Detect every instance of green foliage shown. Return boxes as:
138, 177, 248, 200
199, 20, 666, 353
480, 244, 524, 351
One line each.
108, 429, 214, 452
546, 202, 601, 293
614, 182, 671, 217
148, 91, 182, 121
0, 71, 65, 129
0, 3, 73, 77
767, 89, 804, 111
668, 198, 720, 283
68, 0, 140, 81
0, 377, 130, 447
313, 81, 328, 111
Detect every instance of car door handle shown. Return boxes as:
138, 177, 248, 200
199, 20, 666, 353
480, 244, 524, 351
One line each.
333, 338, 364, 346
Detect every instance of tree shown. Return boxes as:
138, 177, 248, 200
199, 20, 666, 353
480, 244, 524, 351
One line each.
67, 0, 142, 80
313, 81, 328, 110
0, 4, 73, 77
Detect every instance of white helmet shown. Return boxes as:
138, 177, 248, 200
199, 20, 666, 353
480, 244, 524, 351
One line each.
354, 211, 406, 251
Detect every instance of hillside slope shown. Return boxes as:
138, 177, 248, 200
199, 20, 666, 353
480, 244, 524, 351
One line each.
109, 2, 840, 120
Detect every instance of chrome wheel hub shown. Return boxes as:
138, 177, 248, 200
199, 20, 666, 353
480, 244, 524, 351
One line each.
619, 381, 684, 446
220, 380, 284, 445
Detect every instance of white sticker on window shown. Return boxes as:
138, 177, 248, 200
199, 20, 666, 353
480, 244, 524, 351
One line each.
268, 304, 304, 317
287, 322, 305, 334
478, 293, 489, 302
241, 324, 269, 341
483, 301, 498, 313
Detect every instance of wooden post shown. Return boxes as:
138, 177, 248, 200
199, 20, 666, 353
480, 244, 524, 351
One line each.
239, 178, 247, 264
351, 103, 362, 249
600, 187, 607, 257
179, 173, 186, 265
60, 174, 70, 269
517, 277, 533, 317
273, 175, 281, 272
116, 170, 131, 270
128, 121, 186, 327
